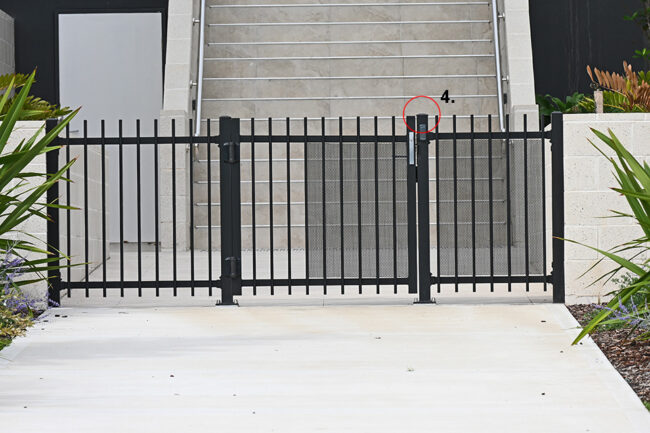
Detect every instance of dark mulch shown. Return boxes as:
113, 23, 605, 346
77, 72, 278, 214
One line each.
568, 304, 650, 404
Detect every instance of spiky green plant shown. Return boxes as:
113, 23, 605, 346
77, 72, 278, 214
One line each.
0, 72, 72, 121
570, 129, 650, 343
0, 70, 78, 292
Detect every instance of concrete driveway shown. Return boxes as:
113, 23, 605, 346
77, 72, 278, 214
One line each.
0, 304, 648, 432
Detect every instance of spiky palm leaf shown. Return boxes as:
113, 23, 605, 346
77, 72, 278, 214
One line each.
0, 71, 78, 293
571, 128, 650, 343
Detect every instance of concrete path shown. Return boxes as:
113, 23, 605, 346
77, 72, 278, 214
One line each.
0, 304, 648, 432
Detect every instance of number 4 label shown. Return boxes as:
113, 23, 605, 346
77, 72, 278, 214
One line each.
441, 90, 455, 104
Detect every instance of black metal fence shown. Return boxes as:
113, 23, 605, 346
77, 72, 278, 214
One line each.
45, 113, 564, 305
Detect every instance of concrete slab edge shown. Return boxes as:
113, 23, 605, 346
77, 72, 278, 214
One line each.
548, 304, 650, 430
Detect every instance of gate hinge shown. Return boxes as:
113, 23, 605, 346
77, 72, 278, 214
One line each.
225, 256, 240, 279
221, 142, 239, 164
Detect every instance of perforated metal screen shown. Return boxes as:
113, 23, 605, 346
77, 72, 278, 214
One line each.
436, 138, 545, 277
306, 141, 409, 280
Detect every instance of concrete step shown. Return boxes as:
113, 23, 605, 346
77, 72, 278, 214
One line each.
205, 2, 492, 24
204, 40, 494, 60
201, 76, 497, 99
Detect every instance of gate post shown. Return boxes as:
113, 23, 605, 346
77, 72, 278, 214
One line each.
415, 114, 433, 303
46, 119, 61, 306
550, 112, 565, 303
219, 116, 242, 305
406, 116, 418, 295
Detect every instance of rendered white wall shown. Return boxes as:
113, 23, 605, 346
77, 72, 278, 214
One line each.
562, 114, 650, 304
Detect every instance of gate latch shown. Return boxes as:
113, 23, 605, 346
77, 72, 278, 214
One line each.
225, 256, 240, 279
222, 142, 239, 164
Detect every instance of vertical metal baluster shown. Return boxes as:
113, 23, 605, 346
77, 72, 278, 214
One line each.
452, 115, 458, 292
172, 119, 178, 296
357, 116, 362, 294
392, 116, 397, 294
524, 114, 530, 291
435, 116, 441, 294
286, 117, 292, 294
321, 116, 327, 294
506, 114, 512, 292
251, 119, 257, 296
374, 116, 380, 294
339, 117, 345, 294
207, 119, 213, 296
83, 121, 89, 296
541, 114, 548, 292
65, 125, 71, 298
154, 120, 160, 297
470, 115, 476, 292
118, 120, 124, 297
488, 115, 495, 292
136, 120, 142, 297
304, 117, 310, 295
269, 118, 275, 295
189, 119, 195, 296
101, 121, 107, 297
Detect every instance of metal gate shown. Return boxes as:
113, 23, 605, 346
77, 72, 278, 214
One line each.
46, 113, 564, 305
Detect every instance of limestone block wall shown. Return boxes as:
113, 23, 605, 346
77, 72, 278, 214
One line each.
58, 131, 109, 286
563, 114, 650, 304
3, 122, 107, 305
500, 0, 538, 130
160, 0, 197, 250
6, 122, 47, 306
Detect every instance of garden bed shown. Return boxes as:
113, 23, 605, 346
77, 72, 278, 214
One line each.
568, 304, 650, 408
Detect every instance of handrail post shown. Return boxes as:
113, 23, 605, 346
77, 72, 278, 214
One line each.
194, 0, 207, 136
551, 112, 565, 303
491, 0, 505, 132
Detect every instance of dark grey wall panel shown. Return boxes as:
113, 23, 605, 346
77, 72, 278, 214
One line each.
529, 0, 645, 97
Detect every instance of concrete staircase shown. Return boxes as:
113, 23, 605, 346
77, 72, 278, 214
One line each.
199, 0, 501, 132
192, 0, 505, 251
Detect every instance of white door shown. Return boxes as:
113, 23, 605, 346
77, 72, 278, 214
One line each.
58, 12, 163, 243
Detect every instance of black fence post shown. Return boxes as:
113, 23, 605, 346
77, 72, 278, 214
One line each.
415, 114, 433, 303
45, 119, 61, 307
406, 116, 418, 295
551, 112, 565, 303
219, 116, 242, 305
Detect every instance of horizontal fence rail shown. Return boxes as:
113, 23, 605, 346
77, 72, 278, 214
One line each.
46, 113, 562, 306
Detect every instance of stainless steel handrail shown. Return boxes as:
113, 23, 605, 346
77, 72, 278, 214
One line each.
204, 74, 496, 81
208, 39, 492, 46
210, 2, 490, 8
491, 0, 505, 131
208, 19, 490, 27
194, 0, 206, 136
203, 94, 496, 102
